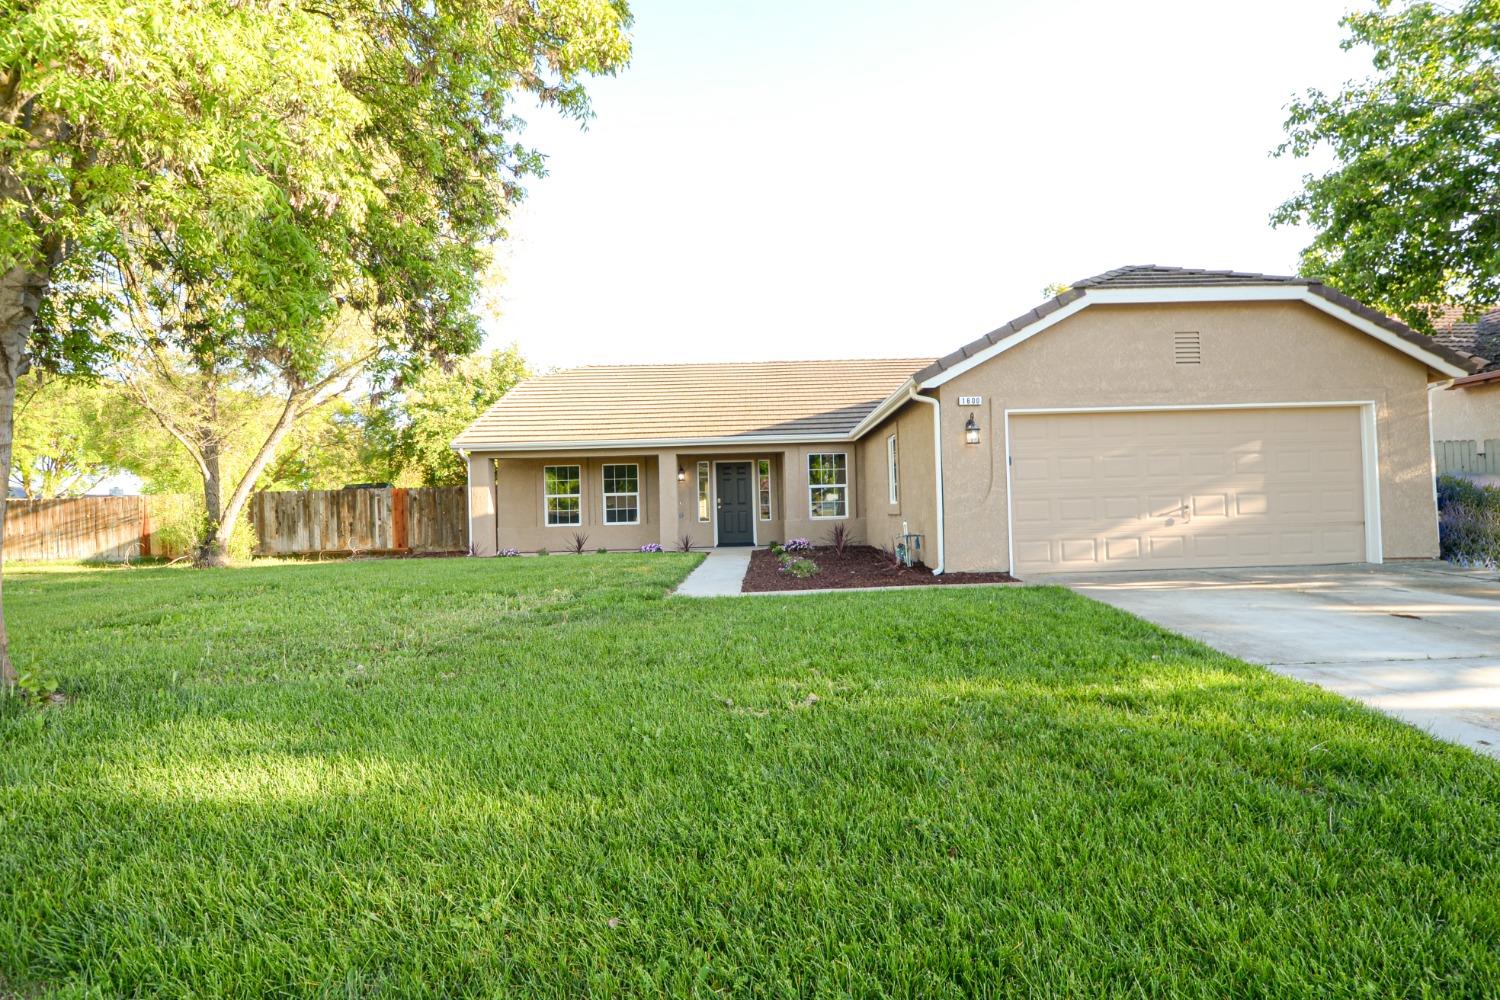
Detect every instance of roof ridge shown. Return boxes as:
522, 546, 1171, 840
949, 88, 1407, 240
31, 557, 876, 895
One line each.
559, 357, 937, 371
1072, 263, 1312, 288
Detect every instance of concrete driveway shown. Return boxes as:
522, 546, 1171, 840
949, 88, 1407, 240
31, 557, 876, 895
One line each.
1038, 562, 1500, 760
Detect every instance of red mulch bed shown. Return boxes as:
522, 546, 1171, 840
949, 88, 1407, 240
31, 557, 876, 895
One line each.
741, 545, 1018, 593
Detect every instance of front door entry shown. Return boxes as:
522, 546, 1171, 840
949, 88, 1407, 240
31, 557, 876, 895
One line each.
715, 462, 755, 546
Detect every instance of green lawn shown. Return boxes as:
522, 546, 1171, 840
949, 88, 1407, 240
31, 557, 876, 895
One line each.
2, 556, 1497, 997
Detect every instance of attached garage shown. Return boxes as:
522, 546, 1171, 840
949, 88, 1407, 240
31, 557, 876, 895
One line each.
912, 265, 1485, 575
1006, 405, 1374, 575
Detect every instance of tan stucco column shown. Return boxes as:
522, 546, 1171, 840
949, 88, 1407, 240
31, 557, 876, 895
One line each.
467, 453, 497, 556
657, 451, 679, 549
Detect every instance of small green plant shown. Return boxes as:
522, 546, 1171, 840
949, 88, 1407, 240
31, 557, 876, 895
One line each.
596, 547, 609, 555
13, 665, 60, 707
779, 556, 819, 579
535, 547, 549, 557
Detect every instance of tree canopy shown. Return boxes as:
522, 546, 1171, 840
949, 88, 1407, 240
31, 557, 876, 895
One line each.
0, 0, 631, 683
1274, 0, 1500, 328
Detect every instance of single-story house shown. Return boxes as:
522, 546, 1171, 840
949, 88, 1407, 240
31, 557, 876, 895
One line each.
1427, 306, 1500, 446
454, 265, 1484, 575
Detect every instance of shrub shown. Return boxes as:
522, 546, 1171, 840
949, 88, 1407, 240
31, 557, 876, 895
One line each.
535, 548, 549, 557
639, 542, 663, 553
828, 523, 850, 556
146, 494, 257, 563
1437, 474, 1500, 567
677, 534, 695, 553
779, 556, 819, 579
784, 537, 812, 553
596, 547, 609, 555
498, 548, 520, 558
568, 532, 591, 555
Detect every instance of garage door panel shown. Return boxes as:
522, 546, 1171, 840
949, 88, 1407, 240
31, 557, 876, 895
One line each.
1010, 407, 1365, 574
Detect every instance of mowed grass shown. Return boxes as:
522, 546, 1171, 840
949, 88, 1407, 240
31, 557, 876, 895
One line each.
1, 556, 1498, 998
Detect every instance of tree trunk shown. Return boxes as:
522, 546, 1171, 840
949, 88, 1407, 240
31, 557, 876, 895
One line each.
0, 263, 47, 691
209, 393, 304, 561
196, 432, 229, 567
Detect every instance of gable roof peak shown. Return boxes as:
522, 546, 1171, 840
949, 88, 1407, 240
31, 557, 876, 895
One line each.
1071, 264, 1313, 290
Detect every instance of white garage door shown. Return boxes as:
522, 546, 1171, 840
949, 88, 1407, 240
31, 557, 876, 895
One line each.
1008, 407, 1367, 574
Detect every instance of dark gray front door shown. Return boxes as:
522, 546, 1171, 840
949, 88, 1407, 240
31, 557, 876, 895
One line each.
715, 462, 755, 545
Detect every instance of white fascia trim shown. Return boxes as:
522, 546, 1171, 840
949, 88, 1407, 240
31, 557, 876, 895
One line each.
454, 432, 863, 453
847, 377, 918, 439
920, 296, 1091, 389
920, 286, 1469, 388
1002, 401, 1384, 568
905, 390, 944, 574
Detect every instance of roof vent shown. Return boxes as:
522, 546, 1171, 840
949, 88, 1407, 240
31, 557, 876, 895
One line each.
1174, 331, 1202, 365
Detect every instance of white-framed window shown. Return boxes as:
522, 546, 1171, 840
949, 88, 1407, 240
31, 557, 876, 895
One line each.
602, 463, 639, 524
808, 452, 848, 519
696, 461, 710, 522
886, 434, 899, 505
757, 459, 772, 521
543, 465, 581, 526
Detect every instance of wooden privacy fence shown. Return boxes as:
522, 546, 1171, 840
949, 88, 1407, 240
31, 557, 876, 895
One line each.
1435, 439, 1500, 477
4, 486, 468, 562
250, 486, 467, 557
4, 495, 188, 562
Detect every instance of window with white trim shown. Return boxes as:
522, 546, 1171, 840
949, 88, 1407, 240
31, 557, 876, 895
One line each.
696, 461, 710, 522
808, 452, 848, 519
757, 459, 772, 520
602, 463, 639, 524
543, 465, 581, 526
886, 433, 899, 505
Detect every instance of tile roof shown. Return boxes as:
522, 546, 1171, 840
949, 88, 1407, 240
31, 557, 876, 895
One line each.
912, 264, 1486, 382
1426, 304, 1500, 372
453, 358, 933, 450
456, 265, 1489, 451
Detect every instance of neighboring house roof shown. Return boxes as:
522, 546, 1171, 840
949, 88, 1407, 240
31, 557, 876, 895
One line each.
453, 358, 935, 450
1427, 304, 1500, 373
912, 265, 1486, 385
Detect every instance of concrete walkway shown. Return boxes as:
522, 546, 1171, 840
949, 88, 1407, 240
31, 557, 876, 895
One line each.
674, 548, 752, 597
1037, 562, 1500, 761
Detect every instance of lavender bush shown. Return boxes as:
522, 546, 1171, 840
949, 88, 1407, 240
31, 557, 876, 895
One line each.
784, 537, 813, 553
498, 548, 520, 558
1436, 475, 1500, 568
639, 542, 664, 553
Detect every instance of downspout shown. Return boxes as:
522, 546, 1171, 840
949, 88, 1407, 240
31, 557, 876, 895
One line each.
906, 389, 945, 575
460, 448, 473, 556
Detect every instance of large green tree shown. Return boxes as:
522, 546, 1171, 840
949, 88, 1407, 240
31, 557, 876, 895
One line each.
0, 0, 630, 688
10, 371, 120, 497
1274, 0, 1500, 328
378, 347, 532, 487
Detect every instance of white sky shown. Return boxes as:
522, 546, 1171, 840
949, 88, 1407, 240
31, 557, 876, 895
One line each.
485, 0, 1363, 370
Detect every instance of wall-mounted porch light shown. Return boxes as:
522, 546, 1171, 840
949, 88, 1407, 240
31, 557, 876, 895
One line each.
964, 413, 981, 445
677, 466, 686, 482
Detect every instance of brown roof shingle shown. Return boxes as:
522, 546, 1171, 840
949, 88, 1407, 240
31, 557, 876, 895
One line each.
453, 358, 932, 450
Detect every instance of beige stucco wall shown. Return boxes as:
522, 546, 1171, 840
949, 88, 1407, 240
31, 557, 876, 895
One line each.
470, 442, 865, 553
1430, 381, 1500, 444
860, 401, 938, 563
936, 301, 1443, 573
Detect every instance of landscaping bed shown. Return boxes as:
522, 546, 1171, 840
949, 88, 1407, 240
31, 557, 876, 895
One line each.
742, 543, 1018, 592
